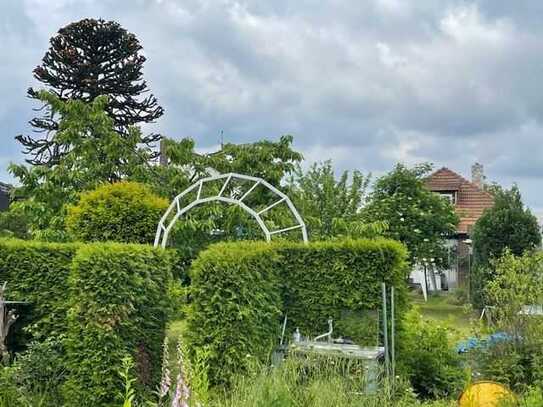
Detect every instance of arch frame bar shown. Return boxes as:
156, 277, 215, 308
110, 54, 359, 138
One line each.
154, 172, 308, 248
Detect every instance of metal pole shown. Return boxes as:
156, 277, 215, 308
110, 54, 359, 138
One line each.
391, 286, 395, 383
467, 248, 471, 304
424, 263, 428, 295
382, 282, 389, 378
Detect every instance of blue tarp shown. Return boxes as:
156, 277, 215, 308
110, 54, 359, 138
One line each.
457, 332, 512, 353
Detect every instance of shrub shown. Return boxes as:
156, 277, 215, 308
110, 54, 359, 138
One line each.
10, 337, 66, 401
62, 242, 173, 406
187, 242, 282, 386
280, 239, 408, 340
0, 239, 175, 406
471, 185, 541, 307
398, 309, 467, 399
187, 238, 408, 385
0, 239, 78, 348
0, 209, 29, 240
470, 250, 543, 392
65, 181, 168, 244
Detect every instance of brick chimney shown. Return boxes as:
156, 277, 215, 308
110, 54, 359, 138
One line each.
471, 162, 484, 189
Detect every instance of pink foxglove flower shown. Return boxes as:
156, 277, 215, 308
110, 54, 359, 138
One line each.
159, 337, 171, 401
171, 339, 190, 407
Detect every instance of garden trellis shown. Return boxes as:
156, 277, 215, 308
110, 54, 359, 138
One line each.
154, 172, 308, 248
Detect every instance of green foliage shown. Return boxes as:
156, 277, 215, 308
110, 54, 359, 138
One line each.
10, 91, 153, 233
399, 309, 467, 399
187, 238, 409, 386
0, 239, 174, 406
66, 181, 169, 244
210, 357, 456, 407
187, 242, 282, 387
280, 239, 408, 339
362, 163, 459, 269
287, 160, 386, 240
135, 135, 304, 254
0, 239, 78, 346
0, 209, 29, 240
9, 337, 66, 401
63, 243, 173, 406
141, 135, 303, 201
472, 185, 541, 307
118, 356, 137, 407
472, 250, 543, 392
210, 135, 303, 187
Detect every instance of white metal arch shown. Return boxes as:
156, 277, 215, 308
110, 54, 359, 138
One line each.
154, 172, 308, 248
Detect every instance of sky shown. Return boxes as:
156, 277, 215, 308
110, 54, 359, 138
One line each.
1, 0, 543, 219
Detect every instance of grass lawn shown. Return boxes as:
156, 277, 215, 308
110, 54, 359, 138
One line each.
410, 291, 476, 342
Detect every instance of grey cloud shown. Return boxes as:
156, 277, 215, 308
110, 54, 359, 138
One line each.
1, 0, 543, 215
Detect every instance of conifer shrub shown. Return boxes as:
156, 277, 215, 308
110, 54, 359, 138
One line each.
0, 239, 174, 406
0, 239, 79, 348
62, 243, 173, 406
187, 238, 408, 385
65, 181, 168, 244
187, 242, 282, 386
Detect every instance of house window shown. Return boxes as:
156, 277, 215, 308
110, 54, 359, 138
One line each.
439, 192, 457, 204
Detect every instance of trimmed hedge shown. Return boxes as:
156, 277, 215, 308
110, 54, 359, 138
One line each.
0, 239, 174, 406
66, 181, 169, 244
187, 242, 282, 386
281, 239, 408, 340
63, 243, 173, 406
187, 238, 408, 385
0, 239, 78, 346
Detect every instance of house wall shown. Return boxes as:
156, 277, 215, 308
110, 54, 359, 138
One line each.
408, 237, 472, 293
0, 190, 9, 211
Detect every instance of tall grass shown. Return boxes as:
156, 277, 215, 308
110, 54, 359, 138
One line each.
208, 357, 456, 407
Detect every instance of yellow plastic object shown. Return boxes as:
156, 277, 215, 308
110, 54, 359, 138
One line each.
458, 381, 515, 407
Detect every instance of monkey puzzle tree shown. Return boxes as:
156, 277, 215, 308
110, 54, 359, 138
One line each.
17, 18, 163, 165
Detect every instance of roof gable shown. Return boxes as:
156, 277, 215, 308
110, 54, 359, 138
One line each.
425, 167, 494, 234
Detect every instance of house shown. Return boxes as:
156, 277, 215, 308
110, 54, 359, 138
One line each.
0, 182, 11, 212
417, 163, 494, 292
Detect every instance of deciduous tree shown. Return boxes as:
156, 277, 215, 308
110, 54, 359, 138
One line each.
362, 163, 458, 269
471, 185, 541, 306
10, 91, 152, 235
286, 161, 386, 240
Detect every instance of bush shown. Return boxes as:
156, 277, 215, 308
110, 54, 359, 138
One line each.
0, 239, 175, 406
398, 309, 467, 399
63, 243, 173, 406
471, 185, 541, 307
280, 239, 408, 340
0, 209, 29, 240
66, 181, 169, 244
9, 337, 66, 401
470, 250, 543, 392
187, 238, 408, 385
187, 242, 282, 386
0, 239, 78, 348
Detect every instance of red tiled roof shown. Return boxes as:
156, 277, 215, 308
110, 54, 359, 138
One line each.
425, 167, 494, 234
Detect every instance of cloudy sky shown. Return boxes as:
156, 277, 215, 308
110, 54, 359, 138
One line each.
1, 0, 542, 217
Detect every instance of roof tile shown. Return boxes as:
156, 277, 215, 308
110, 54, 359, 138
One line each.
425, 167, 494, 234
